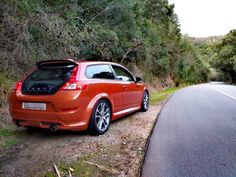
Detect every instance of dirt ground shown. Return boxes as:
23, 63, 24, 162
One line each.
0, 104, 163, 177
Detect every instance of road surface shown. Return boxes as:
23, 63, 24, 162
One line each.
142, 83, 236, 177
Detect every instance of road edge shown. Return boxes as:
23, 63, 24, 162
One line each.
138, 93, 174, 177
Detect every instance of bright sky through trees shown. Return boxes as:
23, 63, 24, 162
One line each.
168, 0, 236, 37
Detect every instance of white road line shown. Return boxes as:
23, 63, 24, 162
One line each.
212, 85, 236, 100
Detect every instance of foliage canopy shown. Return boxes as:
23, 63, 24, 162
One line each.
0, 0, 209, 84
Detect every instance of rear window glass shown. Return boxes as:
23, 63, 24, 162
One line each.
22, 67, 74, 95
85, 65, 115, 80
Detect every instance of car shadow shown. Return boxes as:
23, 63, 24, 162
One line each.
18, 127, 89, 138
14, 111, 141, 138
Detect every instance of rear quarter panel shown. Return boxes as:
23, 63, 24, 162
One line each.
85, 80, 124, 115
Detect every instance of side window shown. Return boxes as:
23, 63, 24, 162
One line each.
85, 65, 115, 80
112, 65, 134, 81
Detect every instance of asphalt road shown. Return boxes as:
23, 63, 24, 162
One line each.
142, 83, 236, 177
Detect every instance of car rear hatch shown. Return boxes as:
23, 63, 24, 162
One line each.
21, 59, 78, 95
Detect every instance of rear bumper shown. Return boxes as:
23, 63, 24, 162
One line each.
11, 109, 89, 131
8, 90, 92, 131
13, 119, 87, 131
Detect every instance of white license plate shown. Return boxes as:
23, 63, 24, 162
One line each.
22, 102, 46, 111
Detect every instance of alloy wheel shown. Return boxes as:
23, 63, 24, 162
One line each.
143, 91, 149, 110
95, 102, 111, 132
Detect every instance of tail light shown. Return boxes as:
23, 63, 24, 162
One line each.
60, 67, 87, 91
12, 81, 22, 91
60, 82, 87, 90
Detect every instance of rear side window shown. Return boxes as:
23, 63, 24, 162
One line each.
85, 65, 115, 80
22, 67, 74, 95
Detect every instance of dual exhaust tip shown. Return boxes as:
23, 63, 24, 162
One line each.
15, 120, 59, 132
49, 123, 58, 132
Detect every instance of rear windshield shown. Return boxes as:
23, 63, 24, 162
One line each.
22, 67, 74, 95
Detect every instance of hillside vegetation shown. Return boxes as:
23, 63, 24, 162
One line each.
194, 30, 236, 83
0, 0, 211, 125
1, 0, 210, 82
211, 30, 236, 82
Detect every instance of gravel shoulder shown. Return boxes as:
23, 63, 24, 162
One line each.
0, 103, 163, 177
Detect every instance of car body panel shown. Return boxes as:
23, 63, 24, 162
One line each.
8, 60, 148, 131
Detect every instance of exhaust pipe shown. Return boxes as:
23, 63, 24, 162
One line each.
15, 120, 21, 127
49, 123, 58, 132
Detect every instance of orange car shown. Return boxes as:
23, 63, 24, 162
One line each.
8, 59, 149, 134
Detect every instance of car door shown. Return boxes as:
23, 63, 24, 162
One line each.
111, 65, 142, 109
85, 64, 124, 113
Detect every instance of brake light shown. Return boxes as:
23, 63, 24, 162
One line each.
60, 66, 87, 91
12, 81, 22, 91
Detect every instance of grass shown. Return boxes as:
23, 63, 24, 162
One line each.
44, 155, 109, 177
150, 87, 181, 105
0, 129, 15, 137
3, 139, 21, 147
0, 127, 24, 148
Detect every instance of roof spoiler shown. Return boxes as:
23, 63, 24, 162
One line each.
36, 59, 78, 69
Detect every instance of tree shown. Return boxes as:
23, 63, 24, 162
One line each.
212, 30, 236, 82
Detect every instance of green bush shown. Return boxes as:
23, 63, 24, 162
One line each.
0, 0, 210, 84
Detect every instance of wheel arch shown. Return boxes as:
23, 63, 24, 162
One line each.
87, 93, 114, 117
87, 94, 113, 135
143, 86, 149, 93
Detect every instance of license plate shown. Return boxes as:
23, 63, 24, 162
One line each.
22, 102, 46, 111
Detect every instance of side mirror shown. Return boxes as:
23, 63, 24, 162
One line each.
135, 76, 142, 83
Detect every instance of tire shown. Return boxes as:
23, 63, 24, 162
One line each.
140, 90, 149, 112
88, 99, 111, 135
26, 127, 35, 133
